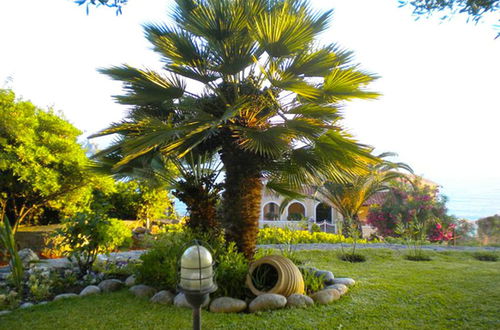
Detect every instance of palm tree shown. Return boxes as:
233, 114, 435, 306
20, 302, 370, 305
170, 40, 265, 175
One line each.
315, 153, 413, 235
93, 0, 379, 258
93, 148, 223, 233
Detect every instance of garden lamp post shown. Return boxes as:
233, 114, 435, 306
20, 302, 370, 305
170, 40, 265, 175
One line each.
179, 241, 217, 330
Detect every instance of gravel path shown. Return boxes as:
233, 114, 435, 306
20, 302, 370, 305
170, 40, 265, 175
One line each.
1, 244, 497, 274
257, 243, 500, 252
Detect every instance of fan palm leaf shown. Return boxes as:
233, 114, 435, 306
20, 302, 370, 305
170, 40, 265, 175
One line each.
94, 0, 380, 258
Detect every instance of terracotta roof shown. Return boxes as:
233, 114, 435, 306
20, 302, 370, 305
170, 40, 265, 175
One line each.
363, 191, 388, 206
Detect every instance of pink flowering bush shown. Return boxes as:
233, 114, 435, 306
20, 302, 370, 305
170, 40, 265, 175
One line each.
367, 179, 454, 242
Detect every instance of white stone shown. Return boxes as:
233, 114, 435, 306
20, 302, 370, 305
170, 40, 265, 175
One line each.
249, 294, 287, 312
310, 289, 340, 305
150, 290, 175, 305
53, 293, 78, 301
129, 284, 157, 298
326, 284, 348, 295
80, 285, 101, 296
98, 279, 123, 293
286, 294, 314, 308
333, 278, 356, 287
20, 302, 34, 309
125, 275, 136, 287
209, 297, 247, 313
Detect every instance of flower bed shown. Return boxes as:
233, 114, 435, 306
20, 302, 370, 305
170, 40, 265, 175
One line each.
257, 227, 371, 245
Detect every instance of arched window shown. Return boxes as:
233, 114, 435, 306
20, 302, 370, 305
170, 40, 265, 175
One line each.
315, 203, 332, 223
263, 202, 280, 220
287, 202, 305, 221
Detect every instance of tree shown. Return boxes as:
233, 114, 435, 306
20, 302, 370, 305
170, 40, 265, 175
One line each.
74, 0, 128, 15
476, 214, 500, 245
367, 178, 451, 239
91, 180, 175, 227
315, 153, 412, 235
93, 0, 378, 259
400, 0, 500, 37
0, 90, 94, 232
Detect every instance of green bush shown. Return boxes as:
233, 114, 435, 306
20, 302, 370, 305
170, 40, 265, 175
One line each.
214, 242, 249, 299
136, 228, 250, 298
56, 213, 132, 275
300, 268, 325, 294
135, 231, 190, 290
257, 227, 370, 245
473, 252, 498, 262
101, 218, 133, 252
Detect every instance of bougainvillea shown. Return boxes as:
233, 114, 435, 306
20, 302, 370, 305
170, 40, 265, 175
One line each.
367, 178, 453, 241
428, 223, 455, 242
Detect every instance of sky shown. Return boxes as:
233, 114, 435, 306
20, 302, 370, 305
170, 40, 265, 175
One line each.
0, 0, 499, 220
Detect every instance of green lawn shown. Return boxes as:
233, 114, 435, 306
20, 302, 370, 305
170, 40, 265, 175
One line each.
2, 249, 499, 330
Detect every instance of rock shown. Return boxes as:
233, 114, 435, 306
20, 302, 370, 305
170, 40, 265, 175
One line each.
53, 293, 78, 301
174, 292, 210, 309
326, 284, 348, 296
310, 289, 340, 305
80, 285, 101, 296
98, 279, 123, 293
209, 297, 247, 313
150, 290, 175, 305
18, 248, 39, 267
314, 270, 335, 285
125, 275, 136, 287
0, 310, 12, 316
38, 301, 48, 305
134, 227, 148, 234
20, 302, 34, 309
286, 294, 314, 308
249, 293, 287, 313
129, 285, 157, 298
333, 278, 356, 287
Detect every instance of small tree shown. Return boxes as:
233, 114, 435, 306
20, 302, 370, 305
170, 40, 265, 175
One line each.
0, 89, 93, 231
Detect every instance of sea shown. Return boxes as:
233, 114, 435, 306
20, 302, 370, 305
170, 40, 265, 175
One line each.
173, 180, 500, 222
441, 180, 500, 221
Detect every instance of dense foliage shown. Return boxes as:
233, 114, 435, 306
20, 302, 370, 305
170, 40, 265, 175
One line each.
315, 152, 412, 234
92, 180, 175, 226
135, 228, 249, 299
400, 0, 499, 22
0, 90, 95, 230
257, 227, 369, 245
366, 179, 454, 242
477, 214, 500, 245
0, 215, 23, 291
55, 213, 132, 274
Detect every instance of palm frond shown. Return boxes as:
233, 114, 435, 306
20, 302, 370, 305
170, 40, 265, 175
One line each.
99, 65, 186, 106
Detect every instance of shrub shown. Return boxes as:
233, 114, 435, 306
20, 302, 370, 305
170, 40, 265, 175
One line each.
214, 242, 249, 299
0, 215, 23, 292
101, 218, 133, 252
473, 252, 498, 262
257, 227, 369, 245
405, 254, 431, 261
300, 268, 324, 294
26, 268, 52, 302
135, 230, 194, 290
339, 253, 366, 262
55, 213, 132, 275
136, 228, 250, 298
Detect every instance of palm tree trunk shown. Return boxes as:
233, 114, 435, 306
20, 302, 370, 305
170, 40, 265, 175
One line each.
220, 146, 263, 260
173, 186, 220, 234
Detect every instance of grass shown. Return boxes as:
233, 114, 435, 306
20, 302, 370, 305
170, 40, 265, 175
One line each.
1, 249, 499, 330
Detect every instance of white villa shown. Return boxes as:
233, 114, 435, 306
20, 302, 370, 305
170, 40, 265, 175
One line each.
259, 187, 342, 233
